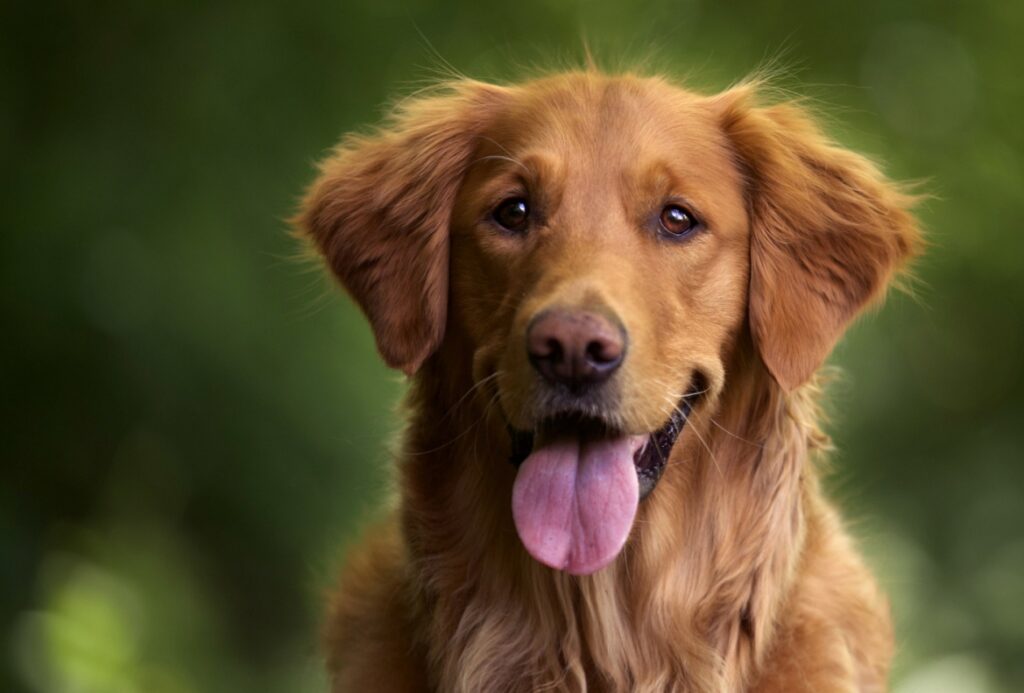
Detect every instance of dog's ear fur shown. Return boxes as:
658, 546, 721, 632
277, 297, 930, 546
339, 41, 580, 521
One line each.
296, 81, 507, 375
719, 87, 922, 391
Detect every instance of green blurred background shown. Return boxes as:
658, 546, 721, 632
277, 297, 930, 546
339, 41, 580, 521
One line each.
3, 1, 1022, 691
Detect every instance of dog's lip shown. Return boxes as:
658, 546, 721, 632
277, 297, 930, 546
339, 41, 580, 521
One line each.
507, 393, 697, 500
634, 396, 693, 498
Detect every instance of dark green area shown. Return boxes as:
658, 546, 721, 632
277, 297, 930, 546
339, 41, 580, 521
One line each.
3, 1, 1022, 691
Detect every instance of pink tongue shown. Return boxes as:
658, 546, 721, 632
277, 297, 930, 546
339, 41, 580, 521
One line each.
512, 433, 642, 575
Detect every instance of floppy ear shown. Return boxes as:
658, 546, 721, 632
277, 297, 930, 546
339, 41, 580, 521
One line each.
295, 81, 506, 375
720, 89, 922, 391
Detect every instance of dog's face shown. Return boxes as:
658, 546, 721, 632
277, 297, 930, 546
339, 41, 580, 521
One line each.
298, 72, 917, 575
450, 78, 748, 439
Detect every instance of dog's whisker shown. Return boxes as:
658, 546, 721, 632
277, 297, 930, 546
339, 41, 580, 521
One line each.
656, 390, 722, 478
438, 371, 503, 424
684, 413, 722, 478
709, 417, 763, 448
407, 374, 506, 456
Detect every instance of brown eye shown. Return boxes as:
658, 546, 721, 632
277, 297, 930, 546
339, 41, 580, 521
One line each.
492, 197, 529, 232
659, 204, 698, 237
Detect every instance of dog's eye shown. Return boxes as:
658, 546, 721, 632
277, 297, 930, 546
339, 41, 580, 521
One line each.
492, 197, 530, 232
659, 204, 699, 238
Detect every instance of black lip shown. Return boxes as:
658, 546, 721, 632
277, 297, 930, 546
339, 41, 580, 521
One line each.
507, 392, 697, 501
508, 426, 535, 467
634, 396, 692, 498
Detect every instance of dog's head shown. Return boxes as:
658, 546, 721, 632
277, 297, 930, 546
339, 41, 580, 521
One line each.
298, 72, 918, 575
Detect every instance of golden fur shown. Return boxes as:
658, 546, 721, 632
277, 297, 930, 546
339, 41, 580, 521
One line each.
297, 70, 921, 692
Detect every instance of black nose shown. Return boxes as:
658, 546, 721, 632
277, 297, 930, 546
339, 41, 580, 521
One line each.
526, 310, 626, 391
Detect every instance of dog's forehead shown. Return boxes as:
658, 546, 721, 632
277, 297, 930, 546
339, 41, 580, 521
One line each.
477, 73, 739, 193
468, 73, 745, 222
489, 74, 726, 158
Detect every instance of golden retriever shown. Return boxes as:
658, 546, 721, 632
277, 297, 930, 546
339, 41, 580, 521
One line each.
296, 69, 921, 692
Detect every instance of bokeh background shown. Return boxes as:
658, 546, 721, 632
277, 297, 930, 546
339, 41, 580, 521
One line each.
3, 1, 1023, 691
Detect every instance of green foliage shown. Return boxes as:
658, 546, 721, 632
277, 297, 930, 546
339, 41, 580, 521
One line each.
2, 1, 1022, 691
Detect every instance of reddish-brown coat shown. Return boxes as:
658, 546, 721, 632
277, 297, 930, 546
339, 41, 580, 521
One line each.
299, 70, 920, 692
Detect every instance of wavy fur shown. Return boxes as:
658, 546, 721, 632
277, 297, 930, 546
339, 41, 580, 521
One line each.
301, 70, 920, 692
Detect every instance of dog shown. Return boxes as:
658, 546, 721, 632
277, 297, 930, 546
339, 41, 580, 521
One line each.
296, 69, 921, 692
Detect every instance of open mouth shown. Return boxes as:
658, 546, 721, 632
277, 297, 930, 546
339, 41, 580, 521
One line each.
506, 387, 699, 576
508, 395, 694, 499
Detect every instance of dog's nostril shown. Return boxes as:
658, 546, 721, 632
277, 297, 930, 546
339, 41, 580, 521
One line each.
545, 338, 565, 363
585, 338, 622, 367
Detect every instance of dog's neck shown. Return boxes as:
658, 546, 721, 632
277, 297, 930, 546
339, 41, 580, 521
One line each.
397, 336, 821, 692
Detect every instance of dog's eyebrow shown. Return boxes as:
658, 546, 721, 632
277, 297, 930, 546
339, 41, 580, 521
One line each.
630, 159, 715, 225
629, 160, 687, 201
637, 159, 681, 188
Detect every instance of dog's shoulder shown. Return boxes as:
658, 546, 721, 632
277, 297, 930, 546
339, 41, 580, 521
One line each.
753, 497, 893, 692
323, 515, 429, 693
